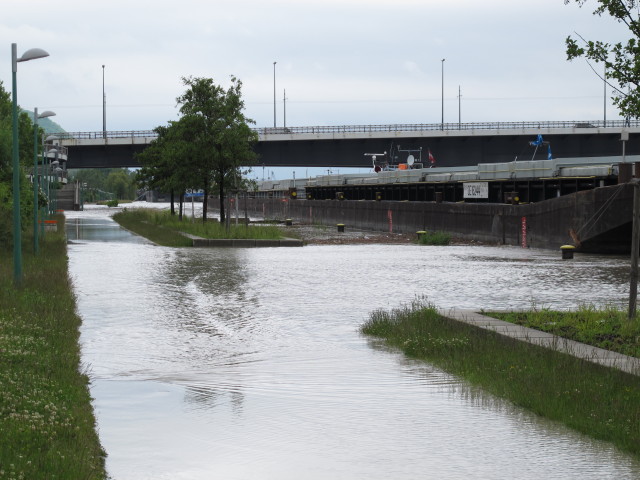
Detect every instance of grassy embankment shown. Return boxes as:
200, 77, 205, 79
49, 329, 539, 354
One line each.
361, 299, 640, 458
0, 216, 107, 480
486, 305, 640, 358
113, 208, 287, 247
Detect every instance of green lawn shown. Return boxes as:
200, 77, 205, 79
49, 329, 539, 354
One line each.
113, 208, 288, 246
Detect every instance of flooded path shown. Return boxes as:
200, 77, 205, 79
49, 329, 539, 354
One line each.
66, 205, 640, 479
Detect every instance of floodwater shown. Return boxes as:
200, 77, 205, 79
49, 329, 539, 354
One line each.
66, 204, 640, 480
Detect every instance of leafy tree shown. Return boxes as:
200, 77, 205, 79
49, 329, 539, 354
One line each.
565, 0, 640, 118
135, 122, 200, 216
105, 170, 136, 200
0, 80, 38, 245
176, 76, 258, 222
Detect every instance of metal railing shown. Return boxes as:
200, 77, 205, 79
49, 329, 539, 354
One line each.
56, 119, 640, 141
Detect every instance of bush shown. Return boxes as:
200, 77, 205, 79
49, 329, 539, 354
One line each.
417, 230, 451, 246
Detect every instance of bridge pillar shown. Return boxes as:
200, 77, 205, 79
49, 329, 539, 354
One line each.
619, 163, 633, 183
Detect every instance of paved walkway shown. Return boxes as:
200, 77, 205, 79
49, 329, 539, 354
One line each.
441, 309, 640, 376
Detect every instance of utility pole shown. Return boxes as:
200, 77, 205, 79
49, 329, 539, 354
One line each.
441, 58, 445, 129
283, 88, 287, 128
629, 179, 640, 320
273, 61, 277, 128
458, 85, 461, 128
102, 65, 106, 139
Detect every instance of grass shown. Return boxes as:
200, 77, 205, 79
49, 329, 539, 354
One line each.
113, 208, 287, 247
416, 230, 451, 246
485, 305, 640, 358
361, 299, 640, 458
0, 216, 107, 480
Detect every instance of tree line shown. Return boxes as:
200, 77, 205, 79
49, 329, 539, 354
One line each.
134, 76, 258, 222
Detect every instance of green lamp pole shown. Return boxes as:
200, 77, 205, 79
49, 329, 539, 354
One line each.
32, 108, 55, 254
12, 43, 50, 285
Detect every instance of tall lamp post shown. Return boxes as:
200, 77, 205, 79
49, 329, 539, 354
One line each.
102, 65, 106, 138
273, 61, 277, 128
12, 43, 50, 285
441, 58, 445, 130
33, 108, 55, 254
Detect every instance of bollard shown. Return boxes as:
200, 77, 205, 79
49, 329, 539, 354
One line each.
337, 223, 345, 233
44, 220, 57, 232
560, 245, 575, 260
375, 192, 382, 201
285, 219, 292, 226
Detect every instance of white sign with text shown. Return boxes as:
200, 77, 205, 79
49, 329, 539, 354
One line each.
463, 182, 489, 199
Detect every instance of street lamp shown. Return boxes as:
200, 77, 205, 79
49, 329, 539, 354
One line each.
102, 65, 106, 139
33, 108, 55, 254
441, 58, 445, 129
273, 61, 277, 128
12, 42, 50, 285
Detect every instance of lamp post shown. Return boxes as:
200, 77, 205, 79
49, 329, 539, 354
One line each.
283, 88, 287, 128
603, 62, 607, 128
102, 65, 106, 139
441, 58, 445, 130
12, 43, 50, 285
45, 135, 58, 216
33, 108, 55, 254
273, 61, 277, 128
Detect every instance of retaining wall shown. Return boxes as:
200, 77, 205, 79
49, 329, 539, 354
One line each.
210, 184, 634, 252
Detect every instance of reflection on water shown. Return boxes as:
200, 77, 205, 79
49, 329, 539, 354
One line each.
67, 206, 640, 480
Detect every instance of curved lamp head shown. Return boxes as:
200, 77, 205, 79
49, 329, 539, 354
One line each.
38, 110, 56, 119
18, 48, 49, 63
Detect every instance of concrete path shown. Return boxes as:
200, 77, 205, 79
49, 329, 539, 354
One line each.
441, 308, 640, 376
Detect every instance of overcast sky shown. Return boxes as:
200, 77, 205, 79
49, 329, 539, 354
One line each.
0, 0, 629, 134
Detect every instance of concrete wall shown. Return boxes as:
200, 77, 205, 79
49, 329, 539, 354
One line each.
210, 184, 634, 252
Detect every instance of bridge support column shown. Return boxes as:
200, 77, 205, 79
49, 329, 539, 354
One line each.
619, 163, 633, 184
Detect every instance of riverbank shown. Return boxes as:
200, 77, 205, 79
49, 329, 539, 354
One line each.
0, 216, 107, 480
361, 300, 640, 458
112, 208, 287, 247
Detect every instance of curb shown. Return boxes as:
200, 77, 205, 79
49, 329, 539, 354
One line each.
439, 308, 640, 376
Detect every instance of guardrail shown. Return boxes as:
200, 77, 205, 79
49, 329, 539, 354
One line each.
55, 119, 639, 140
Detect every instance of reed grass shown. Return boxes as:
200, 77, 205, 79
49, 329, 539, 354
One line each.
417, 231, 451, 246
0, 216, 107, 480
361, 299, 640, 458
113, 208, 286, 246
486, 305, 640, 358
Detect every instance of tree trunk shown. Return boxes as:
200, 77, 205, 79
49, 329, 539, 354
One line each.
203, 176, 208, 222
219, 169, 226, 224
178, 192, 184, 221
170, 189, 175, 215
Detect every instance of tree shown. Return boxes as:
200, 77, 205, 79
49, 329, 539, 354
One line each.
135, 121, 201, 217
105, 170, 136, 200
565, 0, 640, 119
176, 76, 258, 222
0, 80, 38, 245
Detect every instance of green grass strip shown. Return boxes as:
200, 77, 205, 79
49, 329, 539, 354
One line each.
361, 299, 640, 458
0, 216, 107, 479
486, 305, 640, 358
113, 208, 287, 246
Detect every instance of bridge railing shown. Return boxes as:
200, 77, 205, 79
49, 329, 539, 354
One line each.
55, 130, 157, 140
57, 119, 640, 140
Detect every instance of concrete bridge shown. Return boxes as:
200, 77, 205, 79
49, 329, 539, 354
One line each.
56, 119, 640, 169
